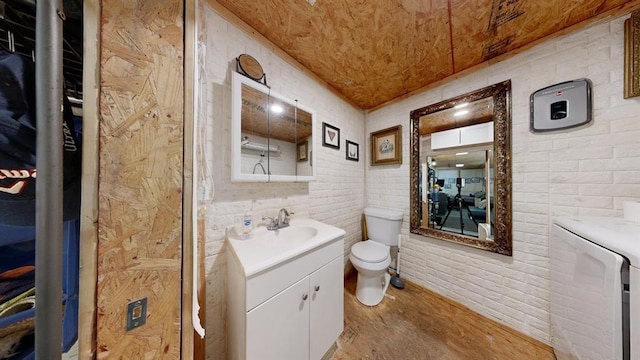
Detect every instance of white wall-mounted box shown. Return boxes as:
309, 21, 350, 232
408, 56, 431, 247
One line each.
530, 79, 592, 133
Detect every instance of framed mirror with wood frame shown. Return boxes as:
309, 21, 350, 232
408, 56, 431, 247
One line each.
624, 11, 640, 99
409, 80, 512, 256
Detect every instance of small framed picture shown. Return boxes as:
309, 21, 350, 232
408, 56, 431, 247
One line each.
346, 140, 359, 161
297, 141, 308, 161
322, 122, 340, 149
370, 125, 402, 166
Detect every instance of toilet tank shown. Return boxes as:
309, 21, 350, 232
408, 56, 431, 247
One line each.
364, 207, 403, 246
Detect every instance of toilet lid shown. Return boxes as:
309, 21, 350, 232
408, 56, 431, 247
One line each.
351, 240, 389, 263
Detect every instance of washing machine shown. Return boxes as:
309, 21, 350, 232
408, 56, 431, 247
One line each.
551, 216, 640, 360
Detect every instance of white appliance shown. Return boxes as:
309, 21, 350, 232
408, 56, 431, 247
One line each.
551, 216, 640, 360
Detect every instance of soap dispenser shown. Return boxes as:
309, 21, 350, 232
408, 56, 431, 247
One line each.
242, 211, 253, 239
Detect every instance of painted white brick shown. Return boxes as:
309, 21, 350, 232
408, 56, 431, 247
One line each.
200, 6, 640, 354
549, 160, 579, 172
200, 5, 365, 358
614, 171, 640, 184
366, 19, 640, 343
611, 116, 640, 133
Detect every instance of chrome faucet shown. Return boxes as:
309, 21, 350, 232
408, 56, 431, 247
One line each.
277, 208, 290, 229
262, 216, 278, 230
262, 208, 293, 230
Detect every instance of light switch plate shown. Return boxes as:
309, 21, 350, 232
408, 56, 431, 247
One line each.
126, 297, 147, 331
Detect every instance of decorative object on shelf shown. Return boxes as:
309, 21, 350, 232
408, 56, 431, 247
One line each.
625, 11, 640, 99
346, 140, 359, 161
322, 122, 340, 149
297, 141, 308, 161
370, 125, 402, 166
236, 53, 266, 85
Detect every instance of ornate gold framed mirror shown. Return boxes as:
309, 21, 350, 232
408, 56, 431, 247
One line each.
409, 81, 512, 255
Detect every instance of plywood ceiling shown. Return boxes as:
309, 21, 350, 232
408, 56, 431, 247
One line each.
214, 0, 640, 110
241, 84, 314, 143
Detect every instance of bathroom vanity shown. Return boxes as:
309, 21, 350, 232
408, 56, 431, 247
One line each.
227, 218, 345, 360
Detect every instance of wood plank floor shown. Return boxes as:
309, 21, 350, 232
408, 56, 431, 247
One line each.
330, 272, 555, 360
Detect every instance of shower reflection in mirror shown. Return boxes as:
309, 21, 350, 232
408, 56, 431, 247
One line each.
232, 71, 316, 182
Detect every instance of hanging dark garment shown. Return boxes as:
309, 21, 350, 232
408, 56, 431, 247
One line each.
0, 266, 35, 306
0, 49, 80, 226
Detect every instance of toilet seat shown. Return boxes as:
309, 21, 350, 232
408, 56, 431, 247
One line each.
351, 240, 389, 263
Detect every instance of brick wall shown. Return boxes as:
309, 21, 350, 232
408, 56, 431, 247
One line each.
365, 15, 640, 344
199, 4, 640, 356
199, 5, 365, 357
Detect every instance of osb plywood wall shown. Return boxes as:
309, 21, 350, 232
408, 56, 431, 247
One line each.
96, 0, 184, 358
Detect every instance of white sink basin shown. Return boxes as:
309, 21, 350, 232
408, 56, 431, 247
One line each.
228, 224, 318, 243
227, 218, 345, 276
271, 225, 318, 242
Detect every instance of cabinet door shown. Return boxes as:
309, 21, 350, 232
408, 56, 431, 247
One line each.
246, 276, 310, 360
430, 128, 459, 150
309, 257, 344, 360
459, 121, 493, 146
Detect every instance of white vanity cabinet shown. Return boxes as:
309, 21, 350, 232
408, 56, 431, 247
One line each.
227, 222, 344, 360
246, 257, 343, 360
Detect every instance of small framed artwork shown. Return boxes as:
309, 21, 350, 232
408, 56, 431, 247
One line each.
322, 122, 340, 149
346, 140, 359, 161
297, 141, 308, 162
370, 125, 402, 166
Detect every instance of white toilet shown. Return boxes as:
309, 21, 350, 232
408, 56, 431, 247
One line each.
350, 207, 403, 306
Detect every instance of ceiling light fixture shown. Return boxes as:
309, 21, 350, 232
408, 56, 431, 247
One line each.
456, 163, 464, 167
455, 152, 468, 156
270, 104, 283, 114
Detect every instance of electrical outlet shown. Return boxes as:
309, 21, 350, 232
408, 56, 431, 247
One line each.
126, 297, 147, 331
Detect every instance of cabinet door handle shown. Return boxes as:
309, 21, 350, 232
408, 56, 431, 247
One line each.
314, 285, 320, 292
302, 293, 308, 301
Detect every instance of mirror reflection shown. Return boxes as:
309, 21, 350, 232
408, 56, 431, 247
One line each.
410, 80, 512, 256
232, 72, 315, 182
422, 146, 493, 239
